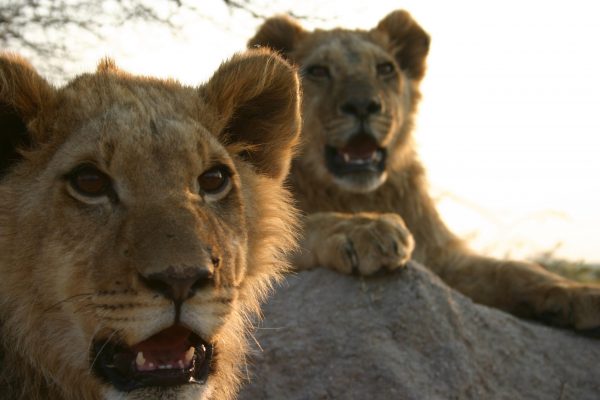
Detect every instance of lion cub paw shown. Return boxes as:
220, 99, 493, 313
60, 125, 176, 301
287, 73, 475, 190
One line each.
539, 285, 600, 336
305, 212, 415, 276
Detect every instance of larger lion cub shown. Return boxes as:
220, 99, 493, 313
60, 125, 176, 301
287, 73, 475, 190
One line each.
249, 10, 600, 334
0, 50, 300, 399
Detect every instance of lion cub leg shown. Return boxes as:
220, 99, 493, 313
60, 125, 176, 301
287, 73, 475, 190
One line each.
295, 212, 415, 275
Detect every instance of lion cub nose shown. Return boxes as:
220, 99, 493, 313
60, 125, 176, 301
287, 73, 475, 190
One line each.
340, 97, 382, 119
142, 265, 214, 304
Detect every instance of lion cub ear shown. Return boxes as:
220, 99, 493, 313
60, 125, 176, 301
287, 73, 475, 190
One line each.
247, 15, 307, 58
0, 54, 55, 178
374, 10, 431, 81
201, 49, 301, 181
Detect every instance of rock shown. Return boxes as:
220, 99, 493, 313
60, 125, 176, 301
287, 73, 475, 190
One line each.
238, 262, 600, 400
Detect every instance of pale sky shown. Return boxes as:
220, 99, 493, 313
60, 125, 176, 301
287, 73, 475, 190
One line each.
27, 0, 600, 263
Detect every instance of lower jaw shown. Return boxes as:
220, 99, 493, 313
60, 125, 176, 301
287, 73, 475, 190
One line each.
331, 170, 388, 193
103, 382, 211, 398
92, 340, 214, 392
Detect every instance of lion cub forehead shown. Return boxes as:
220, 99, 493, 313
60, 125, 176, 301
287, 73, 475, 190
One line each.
61, 108, 223, 167
299, 31, 390, 69
48, 72, 229, 177
63, 71, 201, 121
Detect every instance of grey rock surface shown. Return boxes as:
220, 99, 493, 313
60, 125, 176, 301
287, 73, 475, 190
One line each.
239, 262, 600, 400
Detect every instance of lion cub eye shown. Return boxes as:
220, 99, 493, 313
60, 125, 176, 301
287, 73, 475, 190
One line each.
198, 165, 232, 201
305, 65, 330, 79
68, 164, 112, 198
376, 62, 396, 77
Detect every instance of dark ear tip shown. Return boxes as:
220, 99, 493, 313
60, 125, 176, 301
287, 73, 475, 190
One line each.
375, 9, 430, 80
260, 14, 303, 30
247, 14, 306, 56
0, 53, 53, 179
388, 9, 411, 19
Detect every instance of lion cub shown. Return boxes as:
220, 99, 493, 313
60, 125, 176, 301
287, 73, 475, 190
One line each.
249, 10, 600, 334
0, 50, 300, 399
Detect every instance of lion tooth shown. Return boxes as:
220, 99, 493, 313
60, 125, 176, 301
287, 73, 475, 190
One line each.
349, 157, 367, 165
135, 352, 146, 367
184, 346, 195, 364
184, 347, 195, 362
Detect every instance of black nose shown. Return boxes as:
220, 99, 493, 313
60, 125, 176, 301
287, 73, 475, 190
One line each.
339, 97, 382, 119
142, 265, 214, 304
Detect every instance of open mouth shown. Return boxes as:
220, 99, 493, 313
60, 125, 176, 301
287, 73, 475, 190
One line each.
92, 325, 213, 392
325, 134, 386, 177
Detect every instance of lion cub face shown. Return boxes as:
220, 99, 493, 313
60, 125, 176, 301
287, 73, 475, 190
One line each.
249, 10, 430, 193
0, 50, 300, 400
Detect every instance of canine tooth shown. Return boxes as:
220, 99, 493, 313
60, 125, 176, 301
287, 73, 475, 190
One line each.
149, 362, 154, 368
178, 360, 185, 369
342, 153, 351, 163
135, 352, 146, 367
184, 346, 195, 363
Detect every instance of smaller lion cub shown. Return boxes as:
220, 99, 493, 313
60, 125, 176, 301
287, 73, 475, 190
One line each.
249, 10, 600, 335
0, 50, 300, 400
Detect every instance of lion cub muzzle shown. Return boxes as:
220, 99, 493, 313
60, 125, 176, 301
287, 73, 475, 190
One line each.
92, 262, 219, 392
92, 207, 226, 392
325, 89, 388, 192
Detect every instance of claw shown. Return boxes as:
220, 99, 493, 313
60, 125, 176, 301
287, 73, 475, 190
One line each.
392, 240, 399, 256
344, 239, 359, 275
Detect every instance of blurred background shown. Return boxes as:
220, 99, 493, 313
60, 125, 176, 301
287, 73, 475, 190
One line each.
3, 0, 599, 277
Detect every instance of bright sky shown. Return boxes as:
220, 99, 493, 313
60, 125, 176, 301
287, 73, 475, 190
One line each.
44, 0, 600, 263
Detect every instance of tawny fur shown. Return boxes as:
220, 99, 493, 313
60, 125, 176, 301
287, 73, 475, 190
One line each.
0, 50, 301, 399
248, 10, 600, 333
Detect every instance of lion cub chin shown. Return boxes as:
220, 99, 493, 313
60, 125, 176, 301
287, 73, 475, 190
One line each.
0, 49, 300, 400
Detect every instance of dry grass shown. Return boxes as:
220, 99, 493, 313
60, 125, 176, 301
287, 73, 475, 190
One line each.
534, 251, 600, 284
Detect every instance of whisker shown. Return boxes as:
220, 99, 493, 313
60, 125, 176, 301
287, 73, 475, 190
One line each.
248, 330, 263, 352
88, 330, 118, 374
43, 293, 95, 314
243, 353, 250, 382
73, 303, 96, 316
86, 325, 102, 376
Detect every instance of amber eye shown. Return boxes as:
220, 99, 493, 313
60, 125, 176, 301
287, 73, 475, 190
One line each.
68, 164, 111, 197
305, 65, 330, 79
198, 165, 231, 199
376, 62, 396, 77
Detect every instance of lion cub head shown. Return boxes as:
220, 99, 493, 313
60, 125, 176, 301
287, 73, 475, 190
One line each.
0, 49, 300, 400
249, 10, 429, 193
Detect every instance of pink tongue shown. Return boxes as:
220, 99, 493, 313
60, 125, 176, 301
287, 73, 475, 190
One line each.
340, 136, 378, 159
132, 325, 191, 363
